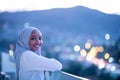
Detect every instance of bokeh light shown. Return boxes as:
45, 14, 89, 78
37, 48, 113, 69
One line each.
74, 45, 80, 52
98, 46, 104, 52
111, 66, 116, 71
105, 33, 110, 40
9, 50, 14, 56
104, 53, 110, 59
80, 49, 87, 57
108, 57, 114, 63
85, 42, 91, 49
98, 59, 105, 69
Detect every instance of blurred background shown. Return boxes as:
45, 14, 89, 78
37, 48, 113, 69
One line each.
0, 0, 120, 80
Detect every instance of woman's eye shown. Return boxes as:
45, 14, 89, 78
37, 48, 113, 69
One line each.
31, 38, 35, 40
39, 38, 42, 40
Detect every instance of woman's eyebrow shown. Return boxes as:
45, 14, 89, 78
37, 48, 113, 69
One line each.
31, 35, 42, 37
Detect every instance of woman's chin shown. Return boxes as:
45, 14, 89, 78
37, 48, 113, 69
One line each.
31, 48, 39, 51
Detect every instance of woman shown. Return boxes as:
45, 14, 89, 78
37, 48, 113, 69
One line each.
14, 27, 62, 80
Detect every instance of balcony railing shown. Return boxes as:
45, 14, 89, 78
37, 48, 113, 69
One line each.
1, 51, 90, 80
50, 71, 90, 80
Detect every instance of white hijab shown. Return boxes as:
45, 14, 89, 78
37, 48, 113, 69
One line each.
14, 27, 42, 79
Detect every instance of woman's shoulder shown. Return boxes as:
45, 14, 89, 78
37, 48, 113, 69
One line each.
22, 50, 35, 57
24, 50, 34, 53
23, 50, 34, 54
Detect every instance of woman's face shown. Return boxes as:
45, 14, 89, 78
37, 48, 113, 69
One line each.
28, 30, 43, 51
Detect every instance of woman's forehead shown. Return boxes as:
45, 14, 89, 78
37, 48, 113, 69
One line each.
31, 29, 42, 37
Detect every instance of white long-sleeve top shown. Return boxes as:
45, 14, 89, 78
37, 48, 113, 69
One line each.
19, 51, 62, 80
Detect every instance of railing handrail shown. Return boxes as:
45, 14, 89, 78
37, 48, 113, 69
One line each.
50, 71, 90, 80
61, 71, 90, 80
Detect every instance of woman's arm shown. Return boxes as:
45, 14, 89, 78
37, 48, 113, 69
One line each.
20, 51, 62, 71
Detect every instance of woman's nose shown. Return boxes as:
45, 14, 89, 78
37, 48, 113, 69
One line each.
36, 39, 43, 45
36, 39, 40, 44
